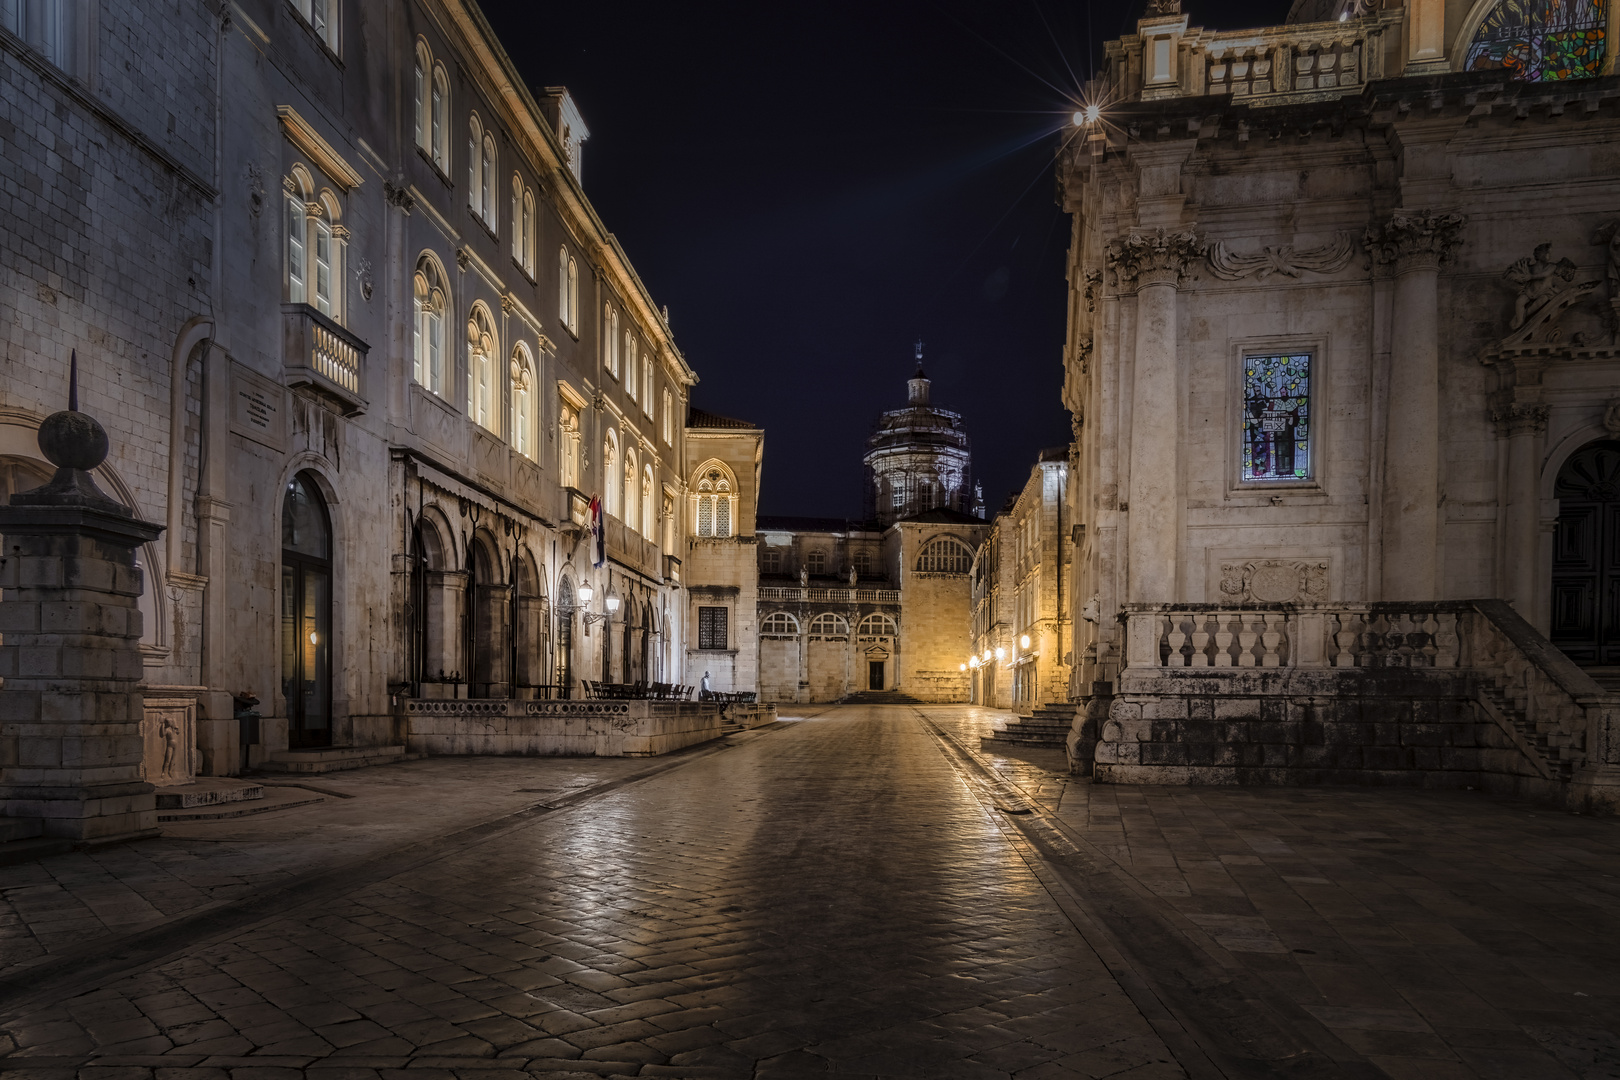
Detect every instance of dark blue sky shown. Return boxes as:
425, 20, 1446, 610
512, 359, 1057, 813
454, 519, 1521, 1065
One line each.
480, 0, 1291, 518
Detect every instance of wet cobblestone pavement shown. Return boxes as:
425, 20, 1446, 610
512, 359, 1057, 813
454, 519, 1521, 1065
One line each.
0, 708, 1184, 1079
2, 705, 1619, 1079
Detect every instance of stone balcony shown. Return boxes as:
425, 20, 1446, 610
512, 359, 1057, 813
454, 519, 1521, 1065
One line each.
282, 302, 368, 415
758, 586, 901, 604
1105, 9, 1401, 108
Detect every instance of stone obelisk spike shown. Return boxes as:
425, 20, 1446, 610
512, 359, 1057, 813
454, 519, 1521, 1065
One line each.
69, 348, 78, 412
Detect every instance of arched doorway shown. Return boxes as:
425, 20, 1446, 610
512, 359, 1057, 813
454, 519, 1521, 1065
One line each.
556, 576, 575, 699
281, 473, 333, 749
1551, 440, 1620, 666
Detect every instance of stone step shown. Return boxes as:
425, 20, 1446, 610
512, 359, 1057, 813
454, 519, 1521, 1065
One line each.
0, 815, 43, 843
154, 778, 265, 809
260, 745, 418, 774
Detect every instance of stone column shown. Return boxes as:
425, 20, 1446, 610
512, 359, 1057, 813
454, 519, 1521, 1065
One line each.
1494, 402, 1550, 617
1366, 211, 1466, 600
1109, 228, 1202, 604
0, 385, 164, 842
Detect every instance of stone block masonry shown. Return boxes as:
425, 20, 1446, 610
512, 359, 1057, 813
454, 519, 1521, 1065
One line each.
0, 504, 164, 841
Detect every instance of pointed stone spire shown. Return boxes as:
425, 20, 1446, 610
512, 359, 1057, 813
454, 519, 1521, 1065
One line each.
12, 349, 127, 514
907, 342, 931, 406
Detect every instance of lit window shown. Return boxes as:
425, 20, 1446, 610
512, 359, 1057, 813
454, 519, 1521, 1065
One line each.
522, 190, 536, 273
625, 448, 639, 533
625, 333, 638, 401
559, 247, 570, 326
694, 466, 734, 538
603, 431, 619, 518
287, 192, 306, 304
412, 256, 447, 395
511, 345, 533, 458
1466, 0, 1608, 81
641, 465, 655, 540
558, 394, 581, 489
1242, 353, 1312, 482
568, 258, 579, 334
662, 389, 673, 444
481, 136, 495, 227
604, 306, 619, 376
467, 307, 496, 431
414, 44, 429, 150
642, 355, 655, 417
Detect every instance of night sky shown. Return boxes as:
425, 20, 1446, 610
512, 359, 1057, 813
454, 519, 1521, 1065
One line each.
480, 0, 1290, 519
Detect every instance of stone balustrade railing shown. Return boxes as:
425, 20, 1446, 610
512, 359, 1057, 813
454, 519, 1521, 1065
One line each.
1115, 11, 1400, 107
1123, 603, 1467, 670
282, 302, 367, 414
758, 586, 901, 604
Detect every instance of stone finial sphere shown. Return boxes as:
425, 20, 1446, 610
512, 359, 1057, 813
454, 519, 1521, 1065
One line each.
38, 409, 110, 471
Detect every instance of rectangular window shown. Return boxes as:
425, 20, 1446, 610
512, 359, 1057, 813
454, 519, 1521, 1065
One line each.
761, 549, 782, 574
697, 496, 713, 536
698, 606, 729, 651
1241, 353, 1312, 482
854, 551, 872, 575
313, 221, 332, 316
807, 551, 826, 575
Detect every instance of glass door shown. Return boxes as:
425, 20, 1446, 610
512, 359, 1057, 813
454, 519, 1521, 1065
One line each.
281, 473, 333, 748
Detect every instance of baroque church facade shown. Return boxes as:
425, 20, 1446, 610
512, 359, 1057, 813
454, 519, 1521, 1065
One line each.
1059, 0, 1620, 804
0, 0, 756, 781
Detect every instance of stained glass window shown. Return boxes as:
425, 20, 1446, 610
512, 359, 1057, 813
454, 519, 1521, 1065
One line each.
1465, 0, 1607, 82
1242, 353, 1312, 482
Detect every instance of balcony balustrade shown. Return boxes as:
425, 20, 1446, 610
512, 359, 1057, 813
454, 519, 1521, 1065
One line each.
282, 302, 367, 414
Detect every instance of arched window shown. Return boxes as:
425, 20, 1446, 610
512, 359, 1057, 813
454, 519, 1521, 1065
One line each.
1465, 0, 1609, 81
511, 344, 533, 458
641, 465, 655, 540
761, 612, 800, 636
558, 391, 581, 490
286, 171, 309, 305
603, 431, 620, 518
624, 447, 639, 533
604, 306, 619, 376
556, 575, 575, 697
412, 255, 447, 395
642, 353, 655, 418
694, 465, 735, 538
312, 192, 341, 319
430, 65, 449, 170
809, 612, 849, 637
511, 175, 523, 261
522, 189, 535, 273
859, 613, 898, 637
281, 472, 333, 749
567, 256, 579, 334
559, 247, 570, 326
916, 536, 974, 574
414, 43, 431, 151
481, 136, 495, 227
467, 306, 496, 430
467, 115, 483, 217
625, 332, 638, 401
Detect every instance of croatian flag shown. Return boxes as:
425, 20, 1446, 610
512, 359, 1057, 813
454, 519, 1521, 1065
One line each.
589, 495, 605, 568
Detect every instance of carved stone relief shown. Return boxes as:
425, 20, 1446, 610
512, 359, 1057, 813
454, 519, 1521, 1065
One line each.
1105, 229, 1204, 291
1504, 243, 1578, 330
1206, 231, 1356, 281
1362, 211, 1467, 269
1604, 399, 1620, 436
141, 698, 197, 786
1218, 559, 1329, 603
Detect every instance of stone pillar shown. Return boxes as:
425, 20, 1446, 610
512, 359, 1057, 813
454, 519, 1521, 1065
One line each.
1405, 0, 1447, 68
1109, 228, 1202, 604
1494, 402, 1550, 617
0, 386, 164, 842
1366, 211, 1466, 600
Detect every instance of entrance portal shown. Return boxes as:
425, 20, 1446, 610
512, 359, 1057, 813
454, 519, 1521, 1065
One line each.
281, 473, 333, 749
1551, 440, 1620, 666
868, 660, 885, 690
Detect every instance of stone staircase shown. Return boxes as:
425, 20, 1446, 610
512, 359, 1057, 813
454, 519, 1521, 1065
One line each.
838, 690, 922, 705
0, 816, 72, 867
1478, 680, 1583, 783
983, 703, 1077, 750
260, 744, 420, 774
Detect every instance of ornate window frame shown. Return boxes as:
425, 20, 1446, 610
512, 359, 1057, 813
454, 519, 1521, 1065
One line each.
1226, 334, 1330, 499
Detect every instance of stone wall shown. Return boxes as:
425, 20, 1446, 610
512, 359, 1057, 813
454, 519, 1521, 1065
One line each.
406, 699, 723, 757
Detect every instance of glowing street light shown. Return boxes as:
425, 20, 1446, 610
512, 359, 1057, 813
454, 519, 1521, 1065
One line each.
1020, 634, 1032, 650
1073, 104, 1101, 126
994, 647, 1005, 661
577, 581, 594, 605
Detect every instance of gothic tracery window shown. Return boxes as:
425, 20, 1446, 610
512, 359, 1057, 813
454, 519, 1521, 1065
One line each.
1241, 353, 1312, 482
694, 467, 734, 538
467, 306, 497, 431
510, 344, 533, 458
917, 537, 973, 574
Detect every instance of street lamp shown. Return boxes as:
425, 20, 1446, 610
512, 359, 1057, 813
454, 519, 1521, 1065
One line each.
994, 647, 1005, 661
1020, 634, 1031, 650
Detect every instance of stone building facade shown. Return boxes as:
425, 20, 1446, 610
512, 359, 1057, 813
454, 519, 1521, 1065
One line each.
970, 450, 1072, 713
682, 408, 763, 697
1059, 0, 1620, 806
752, 367, 987, 704
2, 0, 713, 777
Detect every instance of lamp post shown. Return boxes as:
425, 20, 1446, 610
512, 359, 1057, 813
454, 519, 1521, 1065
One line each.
578, 579, 619, 682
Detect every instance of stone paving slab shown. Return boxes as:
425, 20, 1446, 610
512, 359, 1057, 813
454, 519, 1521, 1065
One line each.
920, 705, 1620, 1080
0, 708, 1185, 1079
